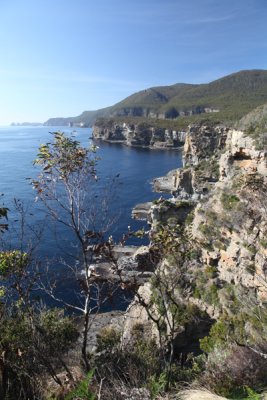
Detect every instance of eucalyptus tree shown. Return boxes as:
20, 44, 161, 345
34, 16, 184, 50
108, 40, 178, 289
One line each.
32, 131, 119, 370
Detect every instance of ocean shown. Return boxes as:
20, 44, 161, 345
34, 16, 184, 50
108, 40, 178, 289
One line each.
0, 125, 183, 308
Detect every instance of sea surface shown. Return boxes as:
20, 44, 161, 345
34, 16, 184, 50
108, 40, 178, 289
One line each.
0, 125, 183, 308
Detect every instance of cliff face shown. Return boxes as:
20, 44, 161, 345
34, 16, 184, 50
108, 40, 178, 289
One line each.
183, 125, 229, 166
92, 120, 186, 149
122, 122, 267, 365
192, 130, 267, 303
154, 124, 228, 199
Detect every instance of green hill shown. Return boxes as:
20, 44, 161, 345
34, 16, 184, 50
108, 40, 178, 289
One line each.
238, 101, 267, 131
44, 70, 267, 127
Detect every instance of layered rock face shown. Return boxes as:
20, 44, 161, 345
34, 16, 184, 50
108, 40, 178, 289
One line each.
183, 124, 229, 166
154, 124, 228, 199
92, 120, 186, 149
193, 129, 267, 304
122, 122, 267, 359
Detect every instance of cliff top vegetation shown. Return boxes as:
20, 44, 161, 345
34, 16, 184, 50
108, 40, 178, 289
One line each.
45, 70, 267, 128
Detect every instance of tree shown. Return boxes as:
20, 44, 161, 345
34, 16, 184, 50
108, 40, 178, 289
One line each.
32, 131, 119, 371
0, 202, 80, 399
132, 222, 205, 392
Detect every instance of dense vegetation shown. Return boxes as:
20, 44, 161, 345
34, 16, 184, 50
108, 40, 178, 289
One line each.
45, 70, 267, 127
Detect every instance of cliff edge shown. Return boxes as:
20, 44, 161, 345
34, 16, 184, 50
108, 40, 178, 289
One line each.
120, 110, 267, 397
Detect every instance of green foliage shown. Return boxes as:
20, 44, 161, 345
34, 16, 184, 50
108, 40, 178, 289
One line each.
133, 227, 146, 238
200, 319, 230, 353
185, 248, 200, 261
61, 70, 267, 128
205, 265, 218, 279
94, 336, 162, 396
216, 384, 261, 399
134, 339, 161, 371
193, 287, 201, 299
151, 223, 183, 256
199, 223, 216, 237
221, 192, 240, 210
200, 299, 267, 354
130, 322, 146, 340
199, 340, 266, 399
244, 387, 261, 400
233, 172, 265, 192
39, 308, 79, 352
148, 371, 168, 398
202, 283, 220, 306
96, 326, 121, 352
33, 131, 98, 181
194, 158, 220, 180
0, 307, 79, 399
240, 102, 267, 141
185, 210, 194, 225
0, 250, 29, 277
148, 354, 206, 396
64, 370, 96, 400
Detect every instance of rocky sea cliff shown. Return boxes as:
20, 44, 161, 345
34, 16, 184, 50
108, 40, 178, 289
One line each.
98, 116, 267, 398
92, 119, 186, 149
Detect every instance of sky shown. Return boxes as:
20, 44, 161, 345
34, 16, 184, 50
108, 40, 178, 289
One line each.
0, 0, 266, 125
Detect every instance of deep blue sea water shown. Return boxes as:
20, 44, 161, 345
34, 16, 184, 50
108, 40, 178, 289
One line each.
0, 126, 183, 308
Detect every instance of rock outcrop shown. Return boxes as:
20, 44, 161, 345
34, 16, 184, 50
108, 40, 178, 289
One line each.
154, 124, 228, 199
179, 390, 227, 400
122, 121, 267, 366
182, 124, 228, 166
92, 119, 186, 149
192, 129, 267, 305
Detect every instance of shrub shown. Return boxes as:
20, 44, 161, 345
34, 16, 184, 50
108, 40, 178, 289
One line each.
95, 337, 161, 391
205, 265, 218, 279
202, 283, 220, 306
96, 326, 121, 352
221, 192, 240, 210
64, 370, 96, 400
199, 344, 267, 398
0, 250, 29, 276
147, 372, 168, 398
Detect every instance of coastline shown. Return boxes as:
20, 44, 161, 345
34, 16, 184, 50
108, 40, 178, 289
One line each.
92, 138, 184, 151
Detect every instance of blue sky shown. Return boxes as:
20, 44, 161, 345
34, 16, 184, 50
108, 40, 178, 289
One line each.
0, 0, 266, 125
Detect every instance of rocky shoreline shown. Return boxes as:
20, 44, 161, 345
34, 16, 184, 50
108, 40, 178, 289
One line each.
92, 119, 186, 150
61, 114, 267, 400
93, 138, 184, 151
96, 119, 267, 351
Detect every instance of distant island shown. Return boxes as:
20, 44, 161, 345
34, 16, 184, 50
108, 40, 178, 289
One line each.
11, 122, 43, 127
